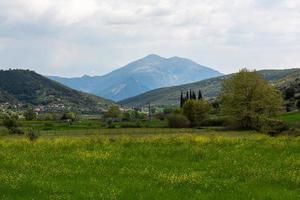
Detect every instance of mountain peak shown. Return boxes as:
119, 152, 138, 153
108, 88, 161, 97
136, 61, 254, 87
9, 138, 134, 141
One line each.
49, 55, 223, 101
144, 54, 164, 60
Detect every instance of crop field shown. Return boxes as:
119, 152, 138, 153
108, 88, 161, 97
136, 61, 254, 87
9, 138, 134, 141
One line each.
0, 131, 299, 200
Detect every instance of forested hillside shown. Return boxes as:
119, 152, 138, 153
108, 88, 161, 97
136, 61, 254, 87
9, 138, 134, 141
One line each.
0, 69, 115, 111
120, 68, 300, 107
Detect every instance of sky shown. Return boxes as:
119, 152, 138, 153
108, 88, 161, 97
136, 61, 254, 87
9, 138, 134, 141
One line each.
0, 0, 299, 77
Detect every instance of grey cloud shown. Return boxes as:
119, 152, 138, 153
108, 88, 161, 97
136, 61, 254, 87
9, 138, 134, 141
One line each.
0, 0, 299, 76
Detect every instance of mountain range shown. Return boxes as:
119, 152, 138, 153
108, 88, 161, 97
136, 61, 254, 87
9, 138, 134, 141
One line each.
49, 54, 222, 101
119, 68, 300, 108
0, 69, 114, 112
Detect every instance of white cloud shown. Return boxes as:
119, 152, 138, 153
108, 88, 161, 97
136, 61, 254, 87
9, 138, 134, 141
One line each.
0, 0, 299, 76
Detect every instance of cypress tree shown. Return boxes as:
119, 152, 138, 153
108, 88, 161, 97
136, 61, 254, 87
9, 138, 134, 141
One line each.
193, 91, 196, 99
186, 91, 189, 100
180, 91, 184, 107
198, 89, 203, 100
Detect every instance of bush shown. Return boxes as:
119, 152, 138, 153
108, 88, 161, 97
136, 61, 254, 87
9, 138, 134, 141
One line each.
120, 121, 143, 128
61, 112, 77, 123
24, 109, 36, 121
260, 118, 289, 136
8, 127, 24, 135
167, 114, 190, 128
2, 117, 24, 134
201, 116, 229, 127
182, 100, 212, 126
25, 128, 39, 141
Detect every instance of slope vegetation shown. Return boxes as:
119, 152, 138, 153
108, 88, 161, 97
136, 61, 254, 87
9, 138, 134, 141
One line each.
0, 69, 114, 111
120, 68, 300, 107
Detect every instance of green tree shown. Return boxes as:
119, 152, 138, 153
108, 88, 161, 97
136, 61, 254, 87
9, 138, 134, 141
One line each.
24, 109, 36, 121
219, 69, 283, 129
167, 114, 190, 128
182, 99, 212, 126
3, 116, 24, 134
105, 106, 121, 119
61, 112, 76, 122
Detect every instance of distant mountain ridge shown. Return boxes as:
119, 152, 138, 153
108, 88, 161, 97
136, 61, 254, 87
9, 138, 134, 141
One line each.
119, 68, 300, 107
0, 69, 115, 112
49, 54, 223, 101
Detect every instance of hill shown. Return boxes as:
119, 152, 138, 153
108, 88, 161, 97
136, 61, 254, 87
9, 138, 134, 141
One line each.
0, 69, 115, 112
119, 68, 300, 108
274, 70, 300, 111
49, 54, 222, 101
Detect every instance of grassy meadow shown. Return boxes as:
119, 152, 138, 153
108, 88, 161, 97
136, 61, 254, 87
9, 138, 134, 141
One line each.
0, 130, 299, 200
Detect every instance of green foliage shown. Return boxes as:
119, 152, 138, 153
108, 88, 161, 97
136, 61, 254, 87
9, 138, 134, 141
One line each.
182, 100, 212, 126
104, 106, 121, 119
25, 128, 40, 141
2, 116, 24, 134
167, 114, 190, 128
201, 116, 229, 127
24, 109, 36, 121
61, 112, 77, 122
0, 69, 115, 112
260, 118, 289, 136
219, 69, 283, 130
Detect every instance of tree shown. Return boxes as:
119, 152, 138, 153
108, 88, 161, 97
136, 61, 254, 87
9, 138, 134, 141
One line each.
3, 116, 24, 134
198, 90, 203, 100
219, 69, 283, 129
167, 114, 190, 128
61, 112, 76, 122
296, 100, 300, 109
182, 99, 212, 126
105, 106, 121, 119
24, 109, 36, 121
180, 91, 184, 108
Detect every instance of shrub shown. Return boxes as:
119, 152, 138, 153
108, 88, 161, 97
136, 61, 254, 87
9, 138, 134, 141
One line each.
61, 112, 76, 123
8, 127, 24, 135
167, 114, 190, 128
260, 118, 289, 136
120, 121, 143, 128
24, 109, 36, 121
201, 116, 229, 127
182, 100, 212, 126
25, 128, 39, 141
104, 106, 121, 119
2, 117, 24, 134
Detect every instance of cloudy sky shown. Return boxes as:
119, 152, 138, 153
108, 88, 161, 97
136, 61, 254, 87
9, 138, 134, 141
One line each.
0, 0, 299, 77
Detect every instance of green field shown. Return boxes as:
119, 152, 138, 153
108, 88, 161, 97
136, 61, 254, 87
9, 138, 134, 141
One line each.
0, 130, 299, 200
278, 112, 300, 122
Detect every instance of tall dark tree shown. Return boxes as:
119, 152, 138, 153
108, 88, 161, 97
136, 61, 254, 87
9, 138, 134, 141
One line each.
180, 91, 184, 108
193, 91, 197, 99
198, 89, 203, 100
186, 91, 189, 100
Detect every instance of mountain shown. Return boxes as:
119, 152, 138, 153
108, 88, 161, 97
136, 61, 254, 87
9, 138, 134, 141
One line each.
0, 69, 115, 112
49, 54, 222, 101
119, 68, 300, 108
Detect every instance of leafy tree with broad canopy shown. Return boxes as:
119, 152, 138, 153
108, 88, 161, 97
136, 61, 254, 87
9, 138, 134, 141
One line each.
182, 99, 212, 126
219, 69, 283, 129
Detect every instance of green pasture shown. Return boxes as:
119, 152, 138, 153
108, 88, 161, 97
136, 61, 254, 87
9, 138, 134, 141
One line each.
0, 131, 299, 200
